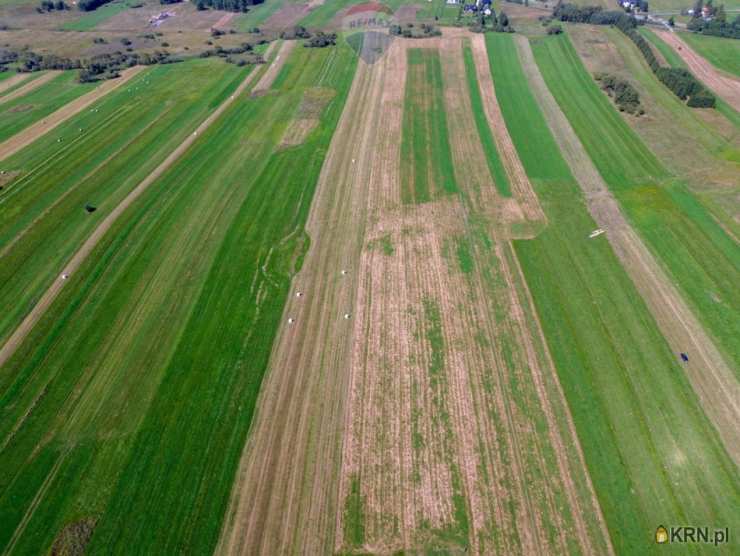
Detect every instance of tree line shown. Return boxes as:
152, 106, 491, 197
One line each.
553, 3, 716, 108
195, 0, 264, 13
594, 72, 644, 114
78, 0, 114, 11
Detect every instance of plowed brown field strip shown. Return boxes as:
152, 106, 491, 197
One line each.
220, 33, 611, 555
655, 29, 740, 112
516, 35, 740, 466
0, 66, 145, 162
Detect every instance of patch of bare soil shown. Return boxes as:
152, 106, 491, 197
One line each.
251, 40, 295, 93
0, 71, 59, 106
517, 34, 740, 466
656, 29, 740, 112
0, 50, 276, 369
50, 518, 96, 556
219, 33, 612, 556
0, 66, 144, 162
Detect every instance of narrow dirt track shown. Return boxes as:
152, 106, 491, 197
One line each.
0, 66, 145, 162
0, 49, 278, 370
252, 40, 295, 93
516, 35, 740, 466
0, 73, 33, 96
220, 34, 612, 555
0, 71, 60, 106
655, 29, 740, 112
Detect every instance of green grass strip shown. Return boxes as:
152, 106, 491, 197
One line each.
462, 45, 511, 197
400, 48, 458, 203
679, 31, 740, 78
0, 72, 95, 142
62, 1, 131, 31
486, 32, 740, 555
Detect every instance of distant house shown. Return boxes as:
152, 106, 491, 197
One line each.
446, 0, 458, 4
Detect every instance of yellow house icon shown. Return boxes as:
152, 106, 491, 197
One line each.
656, 525, 669, 544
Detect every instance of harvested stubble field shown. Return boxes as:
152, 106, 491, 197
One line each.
0, 41, 357, 554
0, 11, 737, 556
220, 31, 611, 555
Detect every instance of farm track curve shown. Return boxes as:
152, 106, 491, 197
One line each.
516, 34, 740, 466
0, 44, 279, 370
655, 29, 740, 112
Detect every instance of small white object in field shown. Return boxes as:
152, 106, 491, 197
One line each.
344, 313, 351, 319
296, 291, 303, 297
589, 228, 605, 239
352, 159, 355, 163
57, 138, 62, 142
193, 131, 197, 135
288, 317, 295, 324
341, 269, 347, 276
61, 273, 68, 280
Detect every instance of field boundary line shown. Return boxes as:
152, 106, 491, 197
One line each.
0, 50, 278, 370
0, 71, 60, 107
655, 29, 740, 112
469, 33, 545, 224
252, 40, 294, 93
516, 34, 740, 465
0, 74, 34, 97
0, 67, 144, 162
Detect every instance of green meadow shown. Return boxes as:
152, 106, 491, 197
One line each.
401, 48, 457, 204
62, 1, 131, 31
639, 27, 740, 128
532, 33, 740, 372
0, 42, 357, 555
0, 71, 96, 143
679, 31, 740, 78
486, 32, 739, 555
0, 60, 246, 349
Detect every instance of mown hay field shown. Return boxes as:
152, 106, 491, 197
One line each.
0, 42, 357, 554
0, 72, 95, 143
486, 32, 739, 555
532, 33, 740, 372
